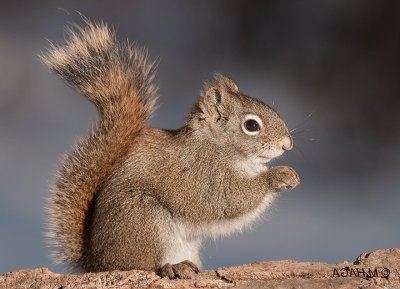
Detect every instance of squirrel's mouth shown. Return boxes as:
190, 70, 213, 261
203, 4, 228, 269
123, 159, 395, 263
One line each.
258, 156, 272, 163
258, 148, 285, 164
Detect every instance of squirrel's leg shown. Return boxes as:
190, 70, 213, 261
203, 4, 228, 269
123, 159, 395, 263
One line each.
91, 190, 168, 271
92, 189, 200, 278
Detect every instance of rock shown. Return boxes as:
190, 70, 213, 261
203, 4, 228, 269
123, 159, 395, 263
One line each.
1, 248, 399, 289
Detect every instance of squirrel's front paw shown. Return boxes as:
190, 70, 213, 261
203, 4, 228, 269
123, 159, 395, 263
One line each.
267, 166, 300, 190
158, 260, 199, 279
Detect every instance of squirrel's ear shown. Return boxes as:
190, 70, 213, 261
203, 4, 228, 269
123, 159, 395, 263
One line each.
213, 73, 239, 94
197, 74, 239, 122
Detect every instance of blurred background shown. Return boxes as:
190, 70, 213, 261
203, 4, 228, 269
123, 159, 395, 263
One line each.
1, 0, 399, 275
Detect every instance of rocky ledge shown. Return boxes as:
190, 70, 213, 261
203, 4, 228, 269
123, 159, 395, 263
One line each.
1, 248, 399, 289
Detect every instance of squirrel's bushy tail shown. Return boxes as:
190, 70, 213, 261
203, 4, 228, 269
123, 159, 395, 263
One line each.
41, 20, 158, 272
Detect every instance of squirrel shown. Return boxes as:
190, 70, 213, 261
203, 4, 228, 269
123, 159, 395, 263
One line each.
41, 20, 300, 279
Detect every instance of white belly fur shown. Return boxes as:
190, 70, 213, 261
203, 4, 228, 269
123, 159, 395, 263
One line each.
160, 219, 202, 267
160, 194, 276, 267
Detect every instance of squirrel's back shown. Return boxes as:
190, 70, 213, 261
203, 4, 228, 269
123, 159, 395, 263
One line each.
41, 20, 158, 272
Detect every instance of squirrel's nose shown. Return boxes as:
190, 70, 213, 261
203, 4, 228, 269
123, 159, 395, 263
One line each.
281, 136, 293, 151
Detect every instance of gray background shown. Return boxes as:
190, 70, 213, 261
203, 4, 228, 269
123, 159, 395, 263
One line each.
1, 0, 399, 275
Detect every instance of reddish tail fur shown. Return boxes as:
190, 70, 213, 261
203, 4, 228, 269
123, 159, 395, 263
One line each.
40, 19, 158, 271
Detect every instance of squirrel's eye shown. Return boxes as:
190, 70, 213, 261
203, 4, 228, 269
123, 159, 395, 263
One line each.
244, 119, 260, 132
242, 114, 263, 136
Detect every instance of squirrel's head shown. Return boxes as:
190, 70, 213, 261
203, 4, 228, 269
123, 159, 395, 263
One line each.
188, 74, 292, 175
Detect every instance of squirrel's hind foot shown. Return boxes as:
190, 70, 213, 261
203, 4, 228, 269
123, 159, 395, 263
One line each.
158, 260, 199, 279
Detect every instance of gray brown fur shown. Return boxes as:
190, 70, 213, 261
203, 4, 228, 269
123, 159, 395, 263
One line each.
41, 20, 299, 277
